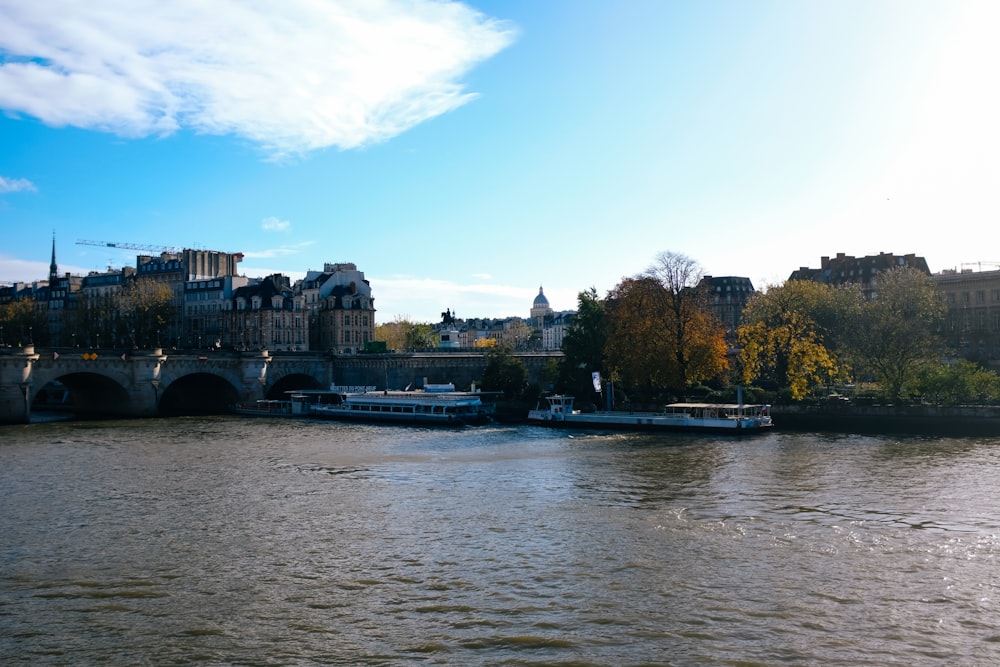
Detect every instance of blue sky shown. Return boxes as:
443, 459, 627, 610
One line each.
2, 1, 998, 323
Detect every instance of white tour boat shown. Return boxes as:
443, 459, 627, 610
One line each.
527, 394, 773, 433
292, 384, 494, 426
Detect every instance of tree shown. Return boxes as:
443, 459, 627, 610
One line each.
504, 319, 534, 350
374, 318, 409, 351
480, 347, 528, 399
917, 360, 1000, 405
375, 317, 436, 351
846, 267, 946, 399
604, 252, 728, 397
558, 288, 607, 397
0, 297, 48, 347
116, 279, 176, 348
737, 280, 851, 399
404, 322, 436, 350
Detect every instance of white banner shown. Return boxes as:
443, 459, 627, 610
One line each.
592, 371, 602, 393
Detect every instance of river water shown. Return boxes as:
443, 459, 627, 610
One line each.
2, 418, 1000, 666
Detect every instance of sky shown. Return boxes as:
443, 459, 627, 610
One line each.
2, 1, 999, 323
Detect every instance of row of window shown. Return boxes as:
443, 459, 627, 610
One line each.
947, 310, 1000, 331
944, 290, 1000, 304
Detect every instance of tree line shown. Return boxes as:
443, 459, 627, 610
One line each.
0, 278, 175, 349
549, 250, 1000, 407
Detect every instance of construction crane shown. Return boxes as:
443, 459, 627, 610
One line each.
960, 262, 1000, 272
76, 239, 182, 254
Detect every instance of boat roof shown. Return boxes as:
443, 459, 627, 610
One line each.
666, 402, 769, 409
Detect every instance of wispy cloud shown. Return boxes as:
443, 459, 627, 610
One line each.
0, 1, 517, 158
0, 175, 36, 193
261, 216, 291, 232
242, 241, 316, 260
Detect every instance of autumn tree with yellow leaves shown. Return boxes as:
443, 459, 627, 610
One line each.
736, 280, 854, 399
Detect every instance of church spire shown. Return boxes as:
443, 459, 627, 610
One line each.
49, 232, 58, 284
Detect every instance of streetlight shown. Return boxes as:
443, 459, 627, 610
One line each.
72, 332, 76, 349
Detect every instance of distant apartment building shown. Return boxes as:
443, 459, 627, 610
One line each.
788, 252, 931, 298
185, 274, 250, 349
224, 274, 306, 351
697, 276, 755, 345
135, 249, 245, 345
301, 263, 375, 354
934, 267, 1000, 367
541, 311, 574, 351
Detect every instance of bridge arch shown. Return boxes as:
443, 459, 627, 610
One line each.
158, 372, 241, 416
265, 372, 323, 400
33, 371, 134, 419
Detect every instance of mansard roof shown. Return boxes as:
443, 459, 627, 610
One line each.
232, 275, 295, 310
789, 252, 930, 285
699, 276, 755, 292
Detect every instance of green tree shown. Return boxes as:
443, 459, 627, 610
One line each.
404, 322, 436, 351
846, 267, 946, 399
917, 360, 1000, 405
480, 346, 528, 400
558, 288, 607, 397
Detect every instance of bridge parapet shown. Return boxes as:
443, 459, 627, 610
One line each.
0, 346, 41, 423
0, 348, 562, 424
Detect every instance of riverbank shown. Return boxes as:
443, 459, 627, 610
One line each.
771, 402, 1000, 436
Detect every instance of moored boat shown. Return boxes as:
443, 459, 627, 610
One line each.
234, 399, 294, 416
527, 395, 773, 433
293, 385, 494, 426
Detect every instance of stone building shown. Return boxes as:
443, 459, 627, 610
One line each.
135, 249, 244, 345
541, 311, 574, 351
184, 274, 250, 349
698, 275, 755, 345
226, 274, 306, 351
302, 263, 375, 354
934, 268, 1000, 367
788, 252, 931, 299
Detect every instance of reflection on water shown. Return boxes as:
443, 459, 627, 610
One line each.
2, 418, 1000, 665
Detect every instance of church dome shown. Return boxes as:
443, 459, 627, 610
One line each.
533, 286, 549, 307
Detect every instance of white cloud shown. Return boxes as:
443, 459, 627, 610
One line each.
0, 175, 36, 193
0, 1, 517, 157
261, 216, 291, 232
242, 240, 316, 260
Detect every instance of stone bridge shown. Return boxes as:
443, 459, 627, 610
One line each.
0, 347, 561, 424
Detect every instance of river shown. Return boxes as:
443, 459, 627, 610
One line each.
2, 418, 999, 665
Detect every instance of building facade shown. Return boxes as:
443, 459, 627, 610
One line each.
306, 263, 376, 354
698, 275, 755, 345
788, 252, 931, 298
934, 268, 1000, 367
225, 274, 306, 351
